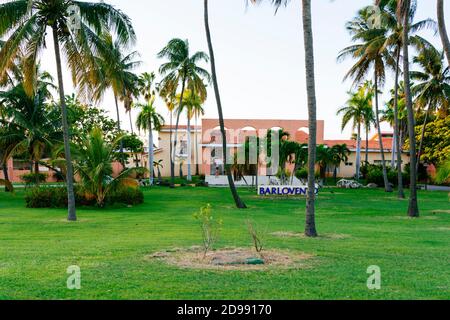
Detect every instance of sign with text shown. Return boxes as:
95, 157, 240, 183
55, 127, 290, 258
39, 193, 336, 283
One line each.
258, 185, 319, 196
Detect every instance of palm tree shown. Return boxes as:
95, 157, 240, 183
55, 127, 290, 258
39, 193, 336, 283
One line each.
398, 0, 419, 217
204, 1, 247, 209
0, 71, 59, 187
339, 5, 395, 193
331, 144, 351, 183
437, 0, 450, 66
136, 97, 165, 186
175, 89, 205, 182
337, 85, 373, 180
362, 96, 376, 165
248, 0, 317, 235
411, 45, 450, 171
0, 0, 136, 221
92, 33, 141, 166
158, 38, 210, 188
70, 127, 143, 207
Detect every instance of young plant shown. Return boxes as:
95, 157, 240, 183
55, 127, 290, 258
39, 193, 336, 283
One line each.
193, 204, 222, 258
246, 219, 266, 258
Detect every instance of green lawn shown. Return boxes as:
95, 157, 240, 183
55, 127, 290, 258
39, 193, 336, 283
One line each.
0, 186, 449, 300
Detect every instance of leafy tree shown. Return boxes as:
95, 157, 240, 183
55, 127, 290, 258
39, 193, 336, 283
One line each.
436, 160, 450, 184
331, 144, 351, 183
0, 0, 136, 221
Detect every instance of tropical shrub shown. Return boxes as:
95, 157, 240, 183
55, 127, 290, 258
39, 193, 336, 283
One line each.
25, 187, 144, 208
67, 128, 146, 207
295, 168, 308, 180
107, 187, 144, 206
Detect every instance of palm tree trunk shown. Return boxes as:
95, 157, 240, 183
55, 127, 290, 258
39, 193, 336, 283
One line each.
172, 82, 185, 187
169, 110, 174, 183
416, 105, 430, 173
148, 119, 154, 186
52, 27, 76, 222
402, 0, 420, 217
365, 126, 369, 165
391, 134, 396, 168
129, 111, 134, 135
393, 47, 405, 198
195, 115, 200, 176
34, 160, 40, 187
204, 0, 246, 209
302, 0, 318, 237
374, 74, 393, 193
187, 113, 192, 182
2, 162, 12, 192
114, 94, 125, 168
356, 123, 362, 181
437, 0, 450, 66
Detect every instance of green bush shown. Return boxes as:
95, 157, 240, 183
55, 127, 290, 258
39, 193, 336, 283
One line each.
366, 167, 384, 186
107, 187, 144, 206
21, 173, 47, 185
25, 186, 144, 208
295, 168, 308, 180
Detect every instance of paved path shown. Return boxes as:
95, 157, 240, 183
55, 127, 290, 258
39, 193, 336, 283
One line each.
425, 185, 450, 192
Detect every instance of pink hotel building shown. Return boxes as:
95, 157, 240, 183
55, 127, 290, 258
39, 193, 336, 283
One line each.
1, 118, 408, 183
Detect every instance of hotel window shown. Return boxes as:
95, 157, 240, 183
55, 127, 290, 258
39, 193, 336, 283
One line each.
13, 160, 31, 171
345, 162, 354, 167
177, 140, 188, 157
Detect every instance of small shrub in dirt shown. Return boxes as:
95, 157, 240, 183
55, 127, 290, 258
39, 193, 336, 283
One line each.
193, 204, 222, 258
246, 219, 266, 258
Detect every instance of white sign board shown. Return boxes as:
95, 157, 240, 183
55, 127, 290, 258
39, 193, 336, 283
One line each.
258, 185, 319, 196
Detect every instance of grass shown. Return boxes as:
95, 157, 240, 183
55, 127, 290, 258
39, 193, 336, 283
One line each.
0, 186, 449, 300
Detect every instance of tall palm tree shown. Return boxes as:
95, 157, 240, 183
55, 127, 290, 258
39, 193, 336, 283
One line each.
92, 33, 140, 166
0, 0, 136, 221
398, 0, 419, 217
362, 94, 376, 164
337, 85, 374, 180
175, 89, 205, 182
248, 0, 317, 235
375, 0, 433, 198
339, 5, 395, 193
411, 45, 450, 171
158, 38, 210, 188
437, 0, 450, 66
136, 97, 165, 186
204, 1, 247, 209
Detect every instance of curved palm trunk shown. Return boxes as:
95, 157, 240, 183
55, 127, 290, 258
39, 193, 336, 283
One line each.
393, 47, 405, 198
2, 162, 12, 192
129, 111, 134, 135
148, 119, 154, 186
52, 27, 76, 222
204, 0, 246, 209
34, 160, 40, 187
187, 113, 192, 182
302, 0, 318, 237
402, 0, 420, 217
114, 94, 125, 169
172, 83, 185, 187
437, 0, 450, 66
374, 75, 393, 193
416, 105, 431, 174
356, 123, 362, 181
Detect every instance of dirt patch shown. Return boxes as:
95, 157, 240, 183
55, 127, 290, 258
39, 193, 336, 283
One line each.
271, 231, 350, 240
147, 247, 313, 271
431, 210, 450, 215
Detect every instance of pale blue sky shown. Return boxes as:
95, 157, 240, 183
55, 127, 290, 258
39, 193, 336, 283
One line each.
37, 0, 449, 139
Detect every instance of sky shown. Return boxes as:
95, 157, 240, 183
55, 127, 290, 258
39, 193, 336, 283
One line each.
33, 0, 449, 140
